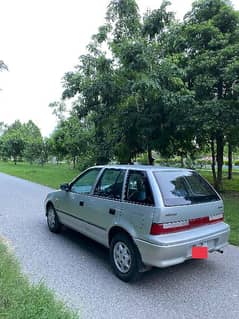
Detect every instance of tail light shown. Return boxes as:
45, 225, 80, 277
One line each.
150, 213, 224, 235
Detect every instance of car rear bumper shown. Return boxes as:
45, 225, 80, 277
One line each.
135, 222, 230, 268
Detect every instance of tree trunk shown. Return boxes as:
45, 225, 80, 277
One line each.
180, 155, 184, 168
228, 142, 232, 180
147, 147, 154, 165
73, 156, 76, 169
211, 138, 216, 186
215, 133, 224, 191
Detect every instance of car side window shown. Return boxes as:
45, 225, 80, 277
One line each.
94, 169, 125, 200
125, 170, 154, 206
71, 168, 101, 194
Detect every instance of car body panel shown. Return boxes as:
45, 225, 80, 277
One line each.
135, 222, 229, 267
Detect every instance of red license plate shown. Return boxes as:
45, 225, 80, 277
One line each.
192, 246, 208, 259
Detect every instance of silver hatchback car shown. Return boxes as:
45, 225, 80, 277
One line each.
45, 165, 230, 282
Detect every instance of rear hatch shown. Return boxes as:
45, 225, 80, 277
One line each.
151, 170, 224, 235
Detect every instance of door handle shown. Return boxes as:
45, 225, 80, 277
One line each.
109, 208, 116, 215
79, 201, 84, 206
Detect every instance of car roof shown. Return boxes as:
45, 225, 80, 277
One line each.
92, 164, 192, 172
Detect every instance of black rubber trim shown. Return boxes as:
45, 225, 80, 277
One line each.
56, 209, 107, 231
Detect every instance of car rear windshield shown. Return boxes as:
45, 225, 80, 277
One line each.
154, 171, 220, 206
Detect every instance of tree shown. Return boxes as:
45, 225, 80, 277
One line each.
49, 112, 95, 168
0, 120, 45, 165
1, 120, 25, 164
62, 0, 143, 164
22, 120, 43, 164
49, 100, 96, 167
179, 0, 239, 190
61, 0, 239, 183
62, 0, 194, 164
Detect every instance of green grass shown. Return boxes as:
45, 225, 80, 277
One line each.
198, 169, 239, 192
223, 195, 239, 246
0, 240, 78, 319
199, 169, 239, 246
0, 161, 79, 189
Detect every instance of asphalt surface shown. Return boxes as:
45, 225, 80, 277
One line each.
0, 172, 238, 319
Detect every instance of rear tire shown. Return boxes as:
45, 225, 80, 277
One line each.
46, 204, 61, 233
110, 233, 141, 282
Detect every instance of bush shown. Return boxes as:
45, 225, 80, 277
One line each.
196, 159, 211, 167
154, 158, 181, 167
76, 155, 96, 171
136, 153, 149, 165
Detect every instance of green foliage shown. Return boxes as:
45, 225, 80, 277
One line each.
177, 0, 239, 190
0, 120, 45, 165
154, 157, 181, 167
0, 120, 25, 164
62, 0, 198, 165
22, 121, 44, 164
136, 153, 149, 165
48, 105, 95, 168
143, 0, 175, 39
106, 0, 141, 41
196, 158, 211, 167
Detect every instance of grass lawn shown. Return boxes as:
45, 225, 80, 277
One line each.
198, 169, 239, 192
0, 161, 79, 189
223, 195, 239, 246
198, 169, 239, 246
0, 240, 78, 319
0, 161, 238, 246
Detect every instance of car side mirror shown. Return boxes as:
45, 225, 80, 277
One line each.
60, 183, 70, 192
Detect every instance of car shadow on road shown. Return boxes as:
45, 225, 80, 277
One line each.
57, 225, 221, 288
59, 225, 110, 267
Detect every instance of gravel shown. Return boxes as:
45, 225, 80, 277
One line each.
0, 172, 238, 319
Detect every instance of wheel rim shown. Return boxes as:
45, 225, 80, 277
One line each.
47, 208, 56, 228
113, 241, 132, 274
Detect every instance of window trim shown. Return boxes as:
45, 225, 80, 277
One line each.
92, 168, 126, 201
123, 169, 155, 207
69, 167, 103, 195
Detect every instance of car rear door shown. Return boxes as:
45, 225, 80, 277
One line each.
120, 170, 156, 236
152, 170, 224, 228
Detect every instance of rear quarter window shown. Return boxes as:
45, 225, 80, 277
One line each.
125, 170, 154, 206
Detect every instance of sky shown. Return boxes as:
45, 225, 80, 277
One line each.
0, 0, 238, 137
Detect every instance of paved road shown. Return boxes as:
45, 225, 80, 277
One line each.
0, 172, 239, 319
